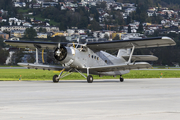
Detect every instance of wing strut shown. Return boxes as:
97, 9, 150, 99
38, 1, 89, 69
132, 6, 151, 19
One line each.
127, 43, 135, 64
42, 49, 45, 63
35, 48, 38, 64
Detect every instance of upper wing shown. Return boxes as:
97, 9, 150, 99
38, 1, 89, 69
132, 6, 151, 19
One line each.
86, 37, 176, 51
4, 36, 176, 51
89, 62, 152, 72
4, 40, 68, 49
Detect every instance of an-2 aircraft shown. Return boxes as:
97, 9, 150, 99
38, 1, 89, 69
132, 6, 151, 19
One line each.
4, 37, 176, 83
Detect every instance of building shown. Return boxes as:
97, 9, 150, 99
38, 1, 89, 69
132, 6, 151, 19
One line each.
33, 26, 59, 32
42, 2, 58, 8
1, 26, 29, 32
10, 30, 25, 38
36, 33, 48, 39
0, 32, 9, 39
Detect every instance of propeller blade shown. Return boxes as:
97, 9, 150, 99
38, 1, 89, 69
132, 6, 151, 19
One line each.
58, 43, 61, 48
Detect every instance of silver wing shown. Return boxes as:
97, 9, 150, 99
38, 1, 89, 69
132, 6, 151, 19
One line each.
18, 63, 70, 71
89, 62, 152, 72
122, 55, 158, 61
4, 40, 68, 49
86, 37, 176, 51
4, 36, 175, 50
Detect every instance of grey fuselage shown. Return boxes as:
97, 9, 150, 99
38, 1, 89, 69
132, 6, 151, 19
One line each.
59, 45, 129, 76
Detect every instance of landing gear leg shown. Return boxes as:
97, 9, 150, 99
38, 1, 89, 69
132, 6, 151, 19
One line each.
120, 75, 124, 82
87, 67, 93, 83
52, 69, 65, 83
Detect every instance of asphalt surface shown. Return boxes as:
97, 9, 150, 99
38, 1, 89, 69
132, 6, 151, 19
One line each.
0, 78, 180, 120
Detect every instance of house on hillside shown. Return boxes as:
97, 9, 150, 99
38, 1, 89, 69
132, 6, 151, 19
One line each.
1, 26, 29, 32
10, 30, 25, 38
0, 32, 9, 39
14, 2, 26, 7
42, 2, 58, 8
33, 26, 59, 32
36, 33, 48, 39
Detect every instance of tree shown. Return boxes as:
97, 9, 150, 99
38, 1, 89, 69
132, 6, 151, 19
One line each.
27, 53, 35, 63
0, 37, 8, 64
0, 48, 8, 64
12, 21, 15, 26
128, 25, 131, 33
39, 27, 47, 33
137, 22, 143, 33
113, 34, 120, 40
24, 27, 37, 39
126, 16, 131, 25
104, 34, 109, 40
165, 12, 169, 19
89, 20, 100, 31
12, 49, 24, 65
99, 2, 107, 9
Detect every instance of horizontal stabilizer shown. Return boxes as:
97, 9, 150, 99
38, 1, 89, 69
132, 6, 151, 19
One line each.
89, 62, 152, 72
122, 55, 158, 61
18, 63, 68, 71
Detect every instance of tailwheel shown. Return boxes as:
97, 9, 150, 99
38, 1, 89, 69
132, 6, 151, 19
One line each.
87, 75, 93, 83
53, 75, 59, 83
120, 75, 124, 82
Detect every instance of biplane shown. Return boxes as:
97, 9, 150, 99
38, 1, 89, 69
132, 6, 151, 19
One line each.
4, 37, 176, 83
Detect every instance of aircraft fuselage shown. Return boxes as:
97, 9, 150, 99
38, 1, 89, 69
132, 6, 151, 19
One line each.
59, 46, 130, 76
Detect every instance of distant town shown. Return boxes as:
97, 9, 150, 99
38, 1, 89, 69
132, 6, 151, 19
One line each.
0, 0, 179, 42
0, 0, 180, 65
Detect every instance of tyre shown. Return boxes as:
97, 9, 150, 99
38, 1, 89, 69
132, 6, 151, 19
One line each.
87, 75, 93, 83
120, 77, 124, 82
53, 75, 59, 83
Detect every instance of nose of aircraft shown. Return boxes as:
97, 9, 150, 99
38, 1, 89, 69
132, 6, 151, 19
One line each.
54, 46, 67, 61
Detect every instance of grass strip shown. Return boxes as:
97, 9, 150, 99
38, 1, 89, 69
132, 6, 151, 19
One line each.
0, 69, 180, 81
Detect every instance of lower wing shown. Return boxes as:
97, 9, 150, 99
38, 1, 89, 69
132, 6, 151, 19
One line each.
18, 63, 69, 71
88, 62, 152, 72
122, 55, 158, 61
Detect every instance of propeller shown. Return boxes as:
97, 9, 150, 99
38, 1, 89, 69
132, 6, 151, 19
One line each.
54, 43, 67, 61
55, 43, 61, 56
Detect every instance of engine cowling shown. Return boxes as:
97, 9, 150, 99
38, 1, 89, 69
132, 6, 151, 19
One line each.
54, 46, 67, 61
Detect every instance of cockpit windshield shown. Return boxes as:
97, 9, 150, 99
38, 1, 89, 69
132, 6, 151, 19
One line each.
67, 43, 87, 52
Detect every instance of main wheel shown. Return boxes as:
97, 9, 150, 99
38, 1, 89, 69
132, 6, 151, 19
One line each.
87, 75, 93, 83
53, 75, 59, 83
120, 77, 124, 82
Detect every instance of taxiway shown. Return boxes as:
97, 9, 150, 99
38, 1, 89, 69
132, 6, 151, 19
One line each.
0, 78, 180, 120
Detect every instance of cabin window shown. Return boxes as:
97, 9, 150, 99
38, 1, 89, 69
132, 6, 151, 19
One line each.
92, 55, 93, 58
94, 56, 96, 59
97, 57, 99, 60
105, 60, 107, 63
88, 54, 90, 58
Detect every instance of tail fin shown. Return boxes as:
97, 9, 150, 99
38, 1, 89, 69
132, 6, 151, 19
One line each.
117, 49, 131, 58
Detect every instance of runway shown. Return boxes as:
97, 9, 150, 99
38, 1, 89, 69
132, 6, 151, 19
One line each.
0, 78, 180, 120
